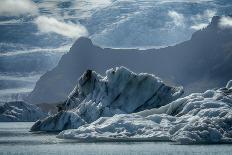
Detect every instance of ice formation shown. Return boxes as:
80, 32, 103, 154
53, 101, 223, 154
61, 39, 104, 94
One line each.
0, 101, 47, 122
31, 67, 183, 132
58, 80, 232, 144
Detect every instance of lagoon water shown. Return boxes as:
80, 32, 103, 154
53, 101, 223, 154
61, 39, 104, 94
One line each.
0, 122, 231, 155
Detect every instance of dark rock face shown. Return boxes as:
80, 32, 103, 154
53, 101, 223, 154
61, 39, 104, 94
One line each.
0, 101, 47, 122
27, 16, 232, 104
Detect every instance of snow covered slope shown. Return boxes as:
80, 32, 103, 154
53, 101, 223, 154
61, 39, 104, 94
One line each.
0, 101, 47, 122
31, 67, 183, 131
58, 80, 232, 144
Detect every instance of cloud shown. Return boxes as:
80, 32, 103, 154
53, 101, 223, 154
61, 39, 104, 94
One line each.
0, 0, 38, 16
192, 10, 216, 22
204, 10, 217, 21
34, 16, 89, 39
219, 16, 232, 29
168, 11, 185, 27
190, 10, 217, 30
190, 23, 208, 30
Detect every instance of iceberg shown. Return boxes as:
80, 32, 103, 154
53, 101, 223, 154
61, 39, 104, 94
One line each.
31, 67, 183, 132
0, 101, 47, 122
58, 80, 232, 144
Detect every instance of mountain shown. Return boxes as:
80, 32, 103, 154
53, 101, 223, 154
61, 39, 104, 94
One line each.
0, 101, 47, 122
1, 0, 232, 103
27, 16, 232, 104
58, 80, 232, 144
31, 67, 183, 132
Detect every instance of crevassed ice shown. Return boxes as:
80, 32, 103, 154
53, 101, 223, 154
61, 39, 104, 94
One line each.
31, 67, 183, 132
58, 81, 232, 144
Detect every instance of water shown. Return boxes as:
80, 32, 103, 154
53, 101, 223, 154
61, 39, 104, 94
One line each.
0, 122, 231, 155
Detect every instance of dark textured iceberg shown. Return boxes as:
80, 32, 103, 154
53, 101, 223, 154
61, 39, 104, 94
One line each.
31, 67, 183, 131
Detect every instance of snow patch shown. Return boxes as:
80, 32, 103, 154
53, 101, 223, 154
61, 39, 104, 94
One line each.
35, 16, 88, 39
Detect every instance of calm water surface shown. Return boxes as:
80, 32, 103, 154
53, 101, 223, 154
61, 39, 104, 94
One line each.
0, 122, 231, 155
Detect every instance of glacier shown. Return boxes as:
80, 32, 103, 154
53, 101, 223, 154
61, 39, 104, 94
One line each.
0, 101, 47, 122
31, 67, 183, 132
58, 80, 232, 144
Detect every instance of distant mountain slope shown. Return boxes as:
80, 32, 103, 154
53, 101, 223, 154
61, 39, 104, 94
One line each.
27, 16, 232, 104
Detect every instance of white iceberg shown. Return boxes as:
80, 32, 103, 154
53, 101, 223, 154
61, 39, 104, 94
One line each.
31, 67, 183, 131
58, 81, 232, 144
0, 101, 47, 122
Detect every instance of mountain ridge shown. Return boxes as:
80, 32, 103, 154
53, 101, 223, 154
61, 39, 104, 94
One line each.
26, 16, 232, 104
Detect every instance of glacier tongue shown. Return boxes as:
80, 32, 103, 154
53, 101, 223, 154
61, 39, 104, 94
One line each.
58, 80, 232, 144
31, 67, 183, 131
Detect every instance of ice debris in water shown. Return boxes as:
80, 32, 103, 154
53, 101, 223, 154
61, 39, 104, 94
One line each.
0, 101, 47, 122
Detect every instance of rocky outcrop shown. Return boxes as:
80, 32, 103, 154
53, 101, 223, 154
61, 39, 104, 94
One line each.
31, 67, 183, 131
0, 101, 47, 122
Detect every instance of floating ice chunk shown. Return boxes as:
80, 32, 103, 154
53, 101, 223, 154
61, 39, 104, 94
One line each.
31, 111, 86, 132
31, 67, 183, 132
0, 101, 47, 122
58, 114, 170, 141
